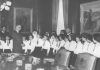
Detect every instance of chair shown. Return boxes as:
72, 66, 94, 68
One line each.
73, 53, 97, 70
52, 48, 71, 70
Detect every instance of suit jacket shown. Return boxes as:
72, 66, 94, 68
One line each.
12, 31, 23, 53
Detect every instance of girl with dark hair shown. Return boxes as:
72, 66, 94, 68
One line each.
49, 34, 58, 58
22, 36, 28, 53
58, 34, 65, 49
74, 34, 83, 54
81, 33, 90, 53
64, 35, 70, 51
86, 34, 95, 55
27, 34, 34, 54
33, 34, 44, 58
69, 34, 77, 52
68, 34, 77, 68
31, 31, 39, 56
41, 35, 50, 58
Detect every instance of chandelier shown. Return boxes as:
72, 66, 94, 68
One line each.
0, 0, 12, 11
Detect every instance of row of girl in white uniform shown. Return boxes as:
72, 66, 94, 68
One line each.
21, 31, 100, 70
22, 32, 100, 58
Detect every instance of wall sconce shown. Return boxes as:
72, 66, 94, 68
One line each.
0, 0, 12, 11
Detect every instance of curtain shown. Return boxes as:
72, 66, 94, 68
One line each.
63, 0, 69, 29
52, 0, 65, 35
52, 0, 80, 34
52, 0, 59, 32
57, 0, 65, 35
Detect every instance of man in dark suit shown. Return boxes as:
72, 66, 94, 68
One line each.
12, 25, 23, 53
65, 28, 73, 41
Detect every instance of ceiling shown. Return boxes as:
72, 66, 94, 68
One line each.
80, 0, 98, 4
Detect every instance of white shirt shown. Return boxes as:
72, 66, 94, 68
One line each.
87, 42, 95, 55
32, 37, 38, 46
42, 40, 50, 54
3, 40, 13, 50
64, 41, 70, 50
0, 40, 5, 49
56, 41, 60, 51
82, 41, 89, 53
74, 42, 83, 54
59, 40, 65, 48
36, 38, 44, 47
93, 43, 100, 58
42, 40, 50, 50
69, 41, 76, 52
50, 38, 58, 49
22, 40, 29, 50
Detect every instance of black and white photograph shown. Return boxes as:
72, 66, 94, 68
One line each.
0, 0, 100, 70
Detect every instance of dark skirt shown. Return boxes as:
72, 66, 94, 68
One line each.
0, 49, 3, 54
31, 47, 42, 58
27, 49, 31, 54
41, 49, 47, 58
4, 49, 11, 53
48, 48, 55, 58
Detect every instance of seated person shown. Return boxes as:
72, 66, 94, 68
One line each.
3, 35, 13, 53
92, 33, 100, 70
41, 35, 50, 58
74, 34, 83, 54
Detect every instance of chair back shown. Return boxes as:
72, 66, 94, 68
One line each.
74, 53, 97, 70
55, 48, 71, 67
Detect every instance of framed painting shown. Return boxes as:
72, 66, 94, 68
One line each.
13, 7, 33, 33
80, 1, 100, 34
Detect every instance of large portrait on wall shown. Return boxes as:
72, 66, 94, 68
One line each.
13, 7, 33, 33
80, 1, 100, 34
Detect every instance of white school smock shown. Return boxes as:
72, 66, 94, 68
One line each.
69, 41, 76, 52
3, 40, 11, 49
29, 39, 36, 52
52, 40, 58, 50
50, 39, 58, 53
59, 40, 65, 48
42, 40, 50, 54
0, 40, 4, 49
64, 41, 70, 50
93, 43, 100, 58
50, 39, 57, 48
74, 42, 83, 54
22, 40, 29, 52
36, 38, 44, 47
55, 41, 60, 51
87, 42, 95, 55
82, 42, 89, 53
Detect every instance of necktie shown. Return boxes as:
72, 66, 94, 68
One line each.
43, 41, 45, 46
7, 40, 9, 46
29, 41, 31, 45
93, 44, 96, 51
37, 39, 39, 45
